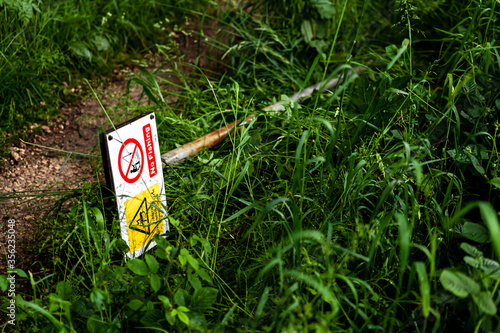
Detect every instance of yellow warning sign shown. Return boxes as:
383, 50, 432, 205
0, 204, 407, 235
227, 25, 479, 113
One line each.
124, 183, 164, 253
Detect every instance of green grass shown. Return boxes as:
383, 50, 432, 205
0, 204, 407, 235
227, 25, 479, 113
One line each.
2, 0, 500, 331
0, 0, 207, 159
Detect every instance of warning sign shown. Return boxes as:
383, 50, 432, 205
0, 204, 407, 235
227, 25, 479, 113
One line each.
100, 112, 168, 259
118, 138, 144, 183
124, 183, 164, 253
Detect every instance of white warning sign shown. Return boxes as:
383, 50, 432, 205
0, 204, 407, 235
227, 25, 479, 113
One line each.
101, 112, 168, 259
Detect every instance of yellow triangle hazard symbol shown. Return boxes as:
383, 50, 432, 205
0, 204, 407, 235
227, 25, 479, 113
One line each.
124, 183, 164, 253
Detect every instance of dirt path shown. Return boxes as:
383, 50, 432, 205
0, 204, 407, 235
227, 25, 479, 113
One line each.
0, 68, 147, 274
0, 16, 228, 278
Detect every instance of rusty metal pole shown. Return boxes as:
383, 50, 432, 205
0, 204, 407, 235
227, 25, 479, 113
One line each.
161, 66, 365, 165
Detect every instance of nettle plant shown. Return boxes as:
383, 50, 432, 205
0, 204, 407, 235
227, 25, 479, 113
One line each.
439, 241, 499, 331
440, 242, 498, 315
124, 234, 219, 331
12, 201, 218, 332
439, 202, 500, 330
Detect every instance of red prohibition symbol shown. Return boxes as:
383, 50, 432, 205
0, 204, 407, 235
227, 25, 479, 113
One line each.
118, 138, 144, 183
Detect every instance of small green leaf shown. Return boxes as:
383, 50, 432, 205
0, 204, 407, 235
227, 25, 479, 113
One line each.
385, 44, 398, 59
174, 288, 189, 307
69, 42, 92, 61
191, 235, 212, 256
158, 295, 171, 309
150, 273, 161, 293
464, 79, 477, 93
166, 246, 175, 259
464, 151, 485, 174
127, 299, 143, 311
460, 242, 483, 257
187, 255, 199, 271
480, 258, 500, 277
169, 217, 180, 227
312, 0, 336, 19
464, 256, 480, 269
48, 297, 59, 312
462, 222, 490, 243
386, 39, 409, 70
92, 35, 110, 51
197, 269, 213, 284
15, 269, 27, 278
141, 309, 164, 327
472, 291, 497, 315
192, 287, 218, 310
309, 39, 329, 53
301, 20, 314, 44
155, 247, 167, 259
145, 254, 159, 273
127, 259, 150, 276
115, 239, 129, 252
440, 269, 480, 297
56, 281, 72, 301
467, 107, 482, 118
90, 288, 107, 311
447, 149, 469, 163
177, 311, 190, 325
0, 275, 8, 292
179, 248, 190, 266
165, 311, 176, 325
490, 178, 500, 190
154, 234, 168, 248
188, 273, 202, 292
178, 248, 199, 270
186, 311, 208, 330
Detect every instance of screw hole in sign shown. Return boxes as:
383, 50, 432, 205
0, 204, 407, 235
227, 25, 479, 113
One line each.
118, 138, 144, 183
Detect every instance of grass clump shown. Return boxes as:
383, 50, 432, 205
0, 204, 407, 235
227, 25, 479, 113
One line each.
2, 0, 500, 332
0, 0, 207, 159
